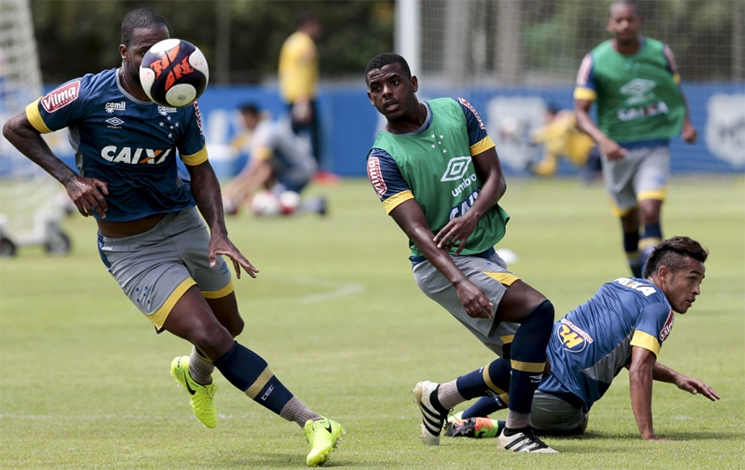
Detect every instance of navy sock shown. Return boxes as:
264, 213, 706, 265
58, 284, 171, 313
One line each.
213, 341, 294, 416
462, 396, 506, 419
455, 357, 510, 401
508, 301, 553, 414
642, 222, 662, 241
623, 231, 640, 255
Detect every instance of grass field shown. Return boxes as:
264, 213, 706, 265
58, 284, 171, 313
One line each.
1, 176, 743, 469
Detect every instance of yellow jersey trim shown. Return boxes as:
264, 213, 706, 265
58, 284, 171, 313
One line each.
510, 359, 546, 373
245, 366, 274, 399
484, 272, 519, 286
383, 190, 415, 214
26, 100, 52, 134
630, 330, 661, 357
610, 199, 636, 217
182, 145, 209, 166
202, 280, 234, 300
253, 147, 273, 161
638, 188, 667, 202
470, 136, 496, 156
574, 87, 597, 101
673, 73, 681, 85
149, 278, 197, 330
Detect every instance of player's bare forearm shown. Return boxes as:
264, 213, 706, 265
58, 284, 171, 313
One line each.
2, 111, 78, 186
391, 200, 493, 319
188, 160, 228, 237
434, 148, 505, 254
651, 361, 679, 383
629, 347, 661, 440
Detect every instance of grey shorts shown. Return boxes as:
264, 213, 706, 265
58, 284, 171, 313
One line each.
97, 207, 233, 329
602, 146, 670, 214
530, 390, 587, 432
412, 250, 520, 357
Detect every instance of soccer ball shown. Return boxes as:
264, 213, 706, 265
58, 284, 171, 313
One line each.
278, 191, 302, 215
139, 38, 209, 107
250, 191, 281, 217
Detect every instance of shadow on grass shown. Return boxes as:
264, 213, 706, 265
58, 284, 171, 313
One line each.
542, 430, 740, 442
235, 452, 397, 468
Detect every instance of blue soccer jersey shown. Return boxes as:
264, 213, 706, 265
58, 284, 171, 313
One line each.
25, 68, 208, 222
542, 277, 675, 412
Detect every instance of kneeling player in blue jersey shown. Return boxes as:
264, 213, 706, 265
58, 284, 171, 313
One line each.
2, 8, 342, 467
445, 236, 719, 442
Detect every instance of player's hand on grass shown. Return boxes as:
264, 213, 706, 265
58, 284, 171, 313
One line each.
454, 280, 493, 319
208, 236, 259, 280
434, 213, 478, 255
675, 375, 720, 401
599, 137, 626, 161
66, 175, 108, 218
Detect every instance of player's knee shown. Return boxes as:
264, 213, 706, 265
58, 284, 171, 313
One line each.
225, 315, 244, 338
524, 300, 555, 334
189, 322, 235, 361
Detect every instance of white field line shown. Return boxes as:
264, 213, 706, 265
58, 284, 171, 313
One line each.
286, 276, 365, 303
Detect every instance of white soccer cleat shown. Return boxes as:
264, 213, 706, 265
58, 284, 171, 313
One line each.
412, 380, 448, 446
497, 427, 558, 453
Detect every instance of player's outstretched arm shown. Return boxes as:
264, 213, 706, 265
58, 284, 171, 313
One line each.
2, 111, 109, 218
574, 99, 626, 161
187, 160, 259, 279
390, 199, 493, 320
652, 362, 720, 401
628, 346, 669, 441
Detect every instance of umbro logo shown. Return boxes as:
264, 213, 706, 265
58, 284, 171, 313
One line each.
105, 117, 124, 128
620, 78, 656, 97
441, 156, 472, 182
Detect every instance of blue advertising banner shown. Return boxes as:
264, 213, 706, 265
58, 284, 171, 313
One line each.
33, 82, 744, 179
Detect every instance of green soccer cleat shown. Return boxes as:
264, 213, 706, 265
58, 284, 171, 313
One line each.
303, 417, 344, 467
170, 356, 218, 428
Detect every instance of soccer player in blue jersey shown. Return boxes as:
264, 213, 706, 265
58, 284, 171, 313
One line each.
446, 236, 719, 441
365, 53, 557, 453
2, 8, 342, 467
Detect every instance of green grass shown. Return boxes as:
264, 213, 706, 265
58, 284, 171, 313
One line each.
1, 176, 743, 469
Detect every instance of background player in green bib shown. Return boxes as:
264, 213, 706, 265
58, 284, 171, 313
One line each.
365, 53, 557, 453
574, 1, 697, 277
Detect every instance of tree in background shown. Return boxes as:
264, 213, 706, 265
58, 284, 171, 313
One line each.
30, 0, 395, 85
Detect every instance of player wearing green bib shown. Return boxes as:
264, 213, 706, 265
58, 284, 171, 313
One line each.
574, 0, 697, 277
365, 53, 558, 453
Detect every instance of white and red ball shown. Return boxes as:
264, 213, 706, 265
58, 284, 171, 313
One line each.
279, 191, 302, 215
139, 38, 209, 107
250, 191, 281, 217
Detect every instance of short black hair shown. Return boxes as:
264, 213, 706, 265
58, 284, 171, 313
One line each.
643, 236, 709, 279
365, 53, 411, 84
239, 103, 260, 116
121, 8, 168, 46
610, 1, 641, 17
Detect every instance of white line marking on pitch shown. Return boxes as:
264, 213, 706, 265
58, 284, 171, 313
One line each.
288, 276, 365, 303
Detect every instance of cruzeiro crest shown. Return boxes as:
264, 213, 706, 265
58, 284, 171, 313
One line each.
441, 156, 472, 182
